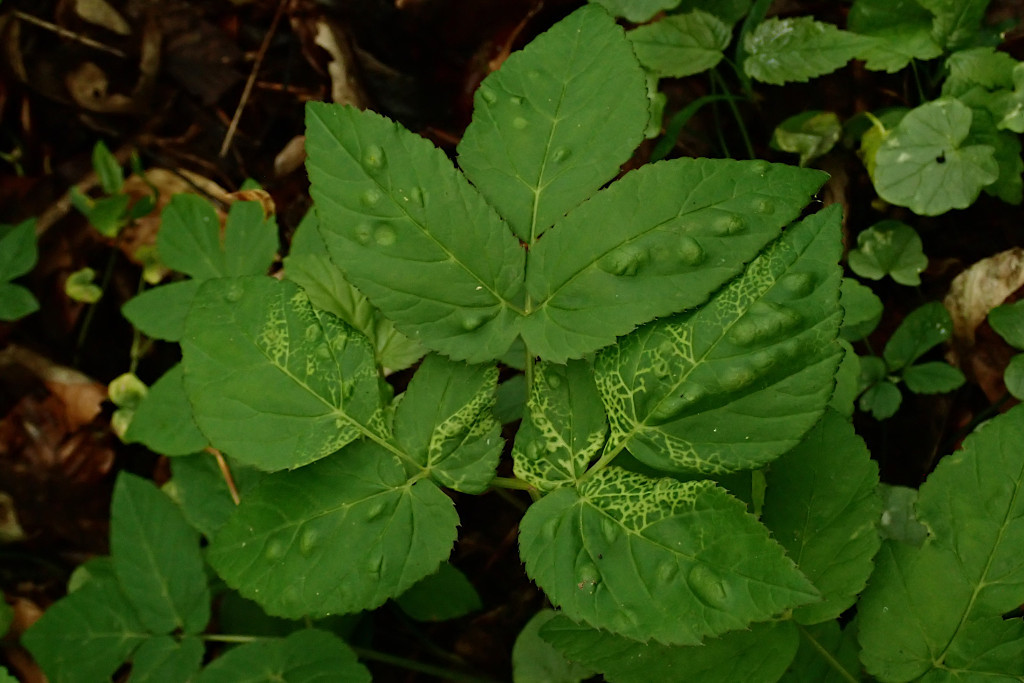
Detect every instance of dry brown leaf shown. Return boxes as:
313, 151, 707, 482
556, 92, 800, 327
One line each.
72, 0, 131, 35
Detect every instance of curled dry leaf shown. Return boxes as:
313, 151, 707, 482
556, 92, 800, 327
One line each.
944, 247, 1024, 400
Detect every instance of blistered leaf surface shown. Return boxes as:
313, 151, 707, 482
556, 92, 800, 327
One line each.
182, 277, 383, 471
459, 5, 648, 242
207, 440, 458, 618
520, 467, 818, 645
594, 206, 842, 475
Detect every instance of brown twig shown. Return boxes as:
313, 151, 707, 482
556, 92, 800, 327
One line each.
219, 0, 289, 158
209, 447, 241, 505
11, 10, 127, 58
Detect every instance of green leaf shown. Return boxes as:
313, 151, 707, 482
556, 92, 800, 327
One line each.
130, 636, 204, 683
674, 0, 751, 24
743, 17, 869, 85
166, 453, 266, 538
859, 404, 1024, 680
972, 113, 1023, 205
0, 282, 39, 321
877, 483, 928, 545
594, 205, 842, 475
111, 473, 210, 634
761, 410, 882, 625
92, 141, 123, 195
587, 0, 682, 23
871, 98, 999, 216
0, 667, 15, 683
158, 195, 277, 280
847, 220, 928, 285
459, 5, 649, 242
523, 159, 829, 362
80, 193, 130, 237
494, 374, 527, 424
882, 301, 953, 371
839, 278, 882, 341
942, 47, 1017, 97
393, 354, 501, 493
1005, 353, 1024, 398
22, 573, 147, 683
541, 615, 800, 683
65, 267, 102, 303
283, 209, 424, 372
902, 361, 966, 393
122, 280, 201, 342
194, 629, 371, 683
182, 276, 384, 471
771, 111, 842, 166
0, 218, 37, 281
125, 364, 209, 456
395, 563, 482, 621
988, 300, 1024, 348
207, 440, 458, 618
0, 600, 11, 636
512, 610, 595, 683
306, 104, 525, 363
780, 621, 861, 683
829, 340, 860, 417
858, 378, 902, 419
519, 467, 818, 645
513, 360, 608, 492
628, 11, 731, 78
847, 0, 942, 72
916, 0, 991, 49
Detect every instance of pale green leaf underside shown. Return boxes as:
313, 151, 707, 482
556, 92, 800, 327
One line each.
743, 17, 869, 85
207, 440, 458, 618
111, 474, 210, 634
194, 629, 371, 683
513, 359, 608, 492
394, 354, 502, 494
125, 364, 208, 456
858, 405, 1024, 680
458, 4, 649, 242
182, 277, 383, 471
305, 103, 525, 363
872, 98, 999, 216
629, 10, 731, 79
22, 575, 147, 683
762, 410, 881, 625
542, 617, 799, 683
519, 467, 818, 645
523, 159, 828, 362
595, 205, 843, 475
130, 636, 204, 683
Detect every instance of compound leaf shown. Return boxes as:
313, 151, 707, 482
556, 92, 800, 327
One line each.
221, 201, 279, 278
125, 364, 208, 456
847, 220, 928, 286
882, 301, 953, 371
541, 616, 799, 683
762, 410, 882, 625
130, 636, 204, 683
111, 474, 210, 634
393, 354, 501, 494
182, 277, 384, 472
207, 440, 458, 618
305, 103, 525, 363
121, 280, 201, 342
858, 379, 902, 419
594, 205, 843, 475
519, 467, 818, 645
458, 5, 649, 242
523, 159, 828, 362
628, 11, 732, 79
858, 404, 1024, 680
743, 17, 869, 85
513, 360, 608, 492
22, 572, 147, 683
871, 98, 999, 216
194, 629, 370, 683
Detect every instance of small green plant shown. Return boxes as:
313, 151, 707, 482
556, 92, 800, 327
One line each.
988, 300, 1024, 399
18, 4, 1024, 682
0, 217, 38, 321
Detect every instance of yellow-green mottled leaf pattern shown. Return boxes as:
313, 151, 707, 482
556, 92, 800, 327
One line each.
393, 354, 501, 494
207, 440, 458, 618
594, 205, 843, 475
512, 360, 608, 492
182, 277, 384, 472
519, 467, 818, 645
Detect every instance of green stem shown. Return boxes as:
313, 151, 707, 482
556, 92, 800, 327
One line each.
203, 634, 271, 644
489, 476, 534, 491
74, 242, 121, 366
711, 68, 755, 160
709, 75, 732, 158
351, 646, 501, 683
796, 624, 860, 683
